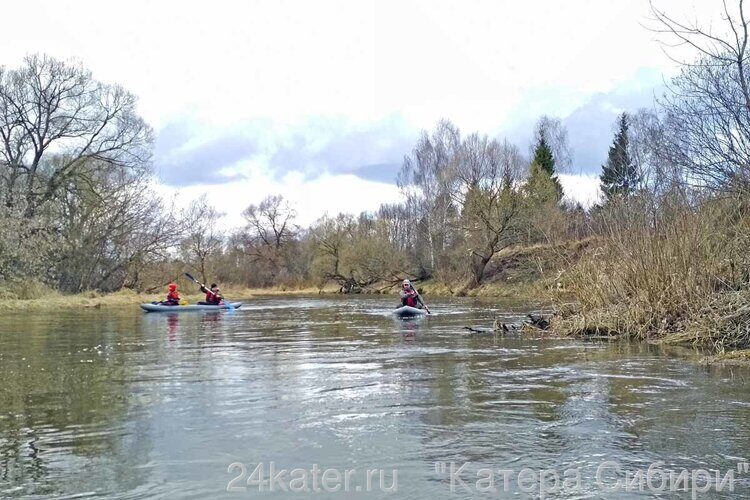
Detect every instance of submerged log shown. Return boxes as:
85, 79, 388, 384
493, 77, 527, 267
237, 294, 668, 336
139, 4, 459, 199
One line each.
493, 318, 521, 333
463, 314, 554, 336
464, 319, 522, 336
526, 313, 551, 330
464, 326, 494, 334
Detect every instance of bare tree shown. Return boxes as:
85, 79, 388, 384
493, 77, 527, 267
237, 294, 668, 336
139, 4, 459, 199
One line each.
54, 164, 185, 292
627, 108, 687, 195
181, 195, 225, 284
0, 54, 153, 214
650, 0, 750, 191
309, 213, 354, 286
377, 202, 413, 252
242, 195, 297, 250
240, 195, 298, 281
397, 119, 461, 276
456, 136, 524, 285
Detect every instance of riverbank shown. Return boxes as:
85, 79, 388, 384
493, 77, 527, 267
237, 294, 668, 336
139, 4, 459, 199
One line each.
3, 233, 747, 366
3, 278, 749, 366
0, 288, 234, 311
0, 281, 546, 311
0, 240, 571, 312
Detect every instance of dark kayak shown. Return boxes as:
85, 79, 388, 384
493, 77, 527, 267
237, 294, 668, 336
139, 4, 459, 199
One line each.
393, 305, 427, 318
140, 302, 242, 312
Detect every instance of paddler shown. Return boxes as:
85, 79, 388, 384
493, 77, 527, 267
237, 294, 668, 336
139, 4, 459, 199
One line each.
199, 283, 223, 305
164, 283, 181, 306
400, 279, 420, 308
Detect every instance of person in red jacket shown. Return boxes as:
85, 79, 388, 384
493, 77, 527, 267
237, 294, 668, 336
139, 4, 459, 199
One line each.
164, 283, 181, 306
400, 279, 420, 308
199, 283, 223, 305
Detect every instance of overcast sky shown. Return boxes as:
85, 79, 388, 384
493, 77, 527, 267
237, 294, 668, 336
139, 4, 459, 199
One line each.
2, 0, 713, 226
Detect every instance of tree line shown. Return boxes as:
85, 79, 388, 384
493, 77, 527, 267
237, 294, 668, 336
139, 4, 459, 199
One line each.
0, 54, 577, 295
2, 0, 749, 307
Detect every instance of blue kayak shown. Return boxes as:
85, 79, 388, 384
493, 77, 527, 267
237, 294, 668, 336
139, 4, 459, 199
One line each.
393, 305, 427, 318
140, 302, 242, 312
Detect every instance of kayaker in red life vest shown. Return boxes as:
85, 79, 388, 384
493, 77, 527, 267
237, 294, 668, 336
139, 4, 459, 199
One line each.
164, 283, 181, 306
199, 283, 223, 305
400, 279, 420, 308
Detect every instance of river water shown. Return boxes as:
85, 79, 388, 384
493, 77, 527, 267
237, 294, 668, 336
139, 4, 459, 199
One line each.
1, 296, 750, 498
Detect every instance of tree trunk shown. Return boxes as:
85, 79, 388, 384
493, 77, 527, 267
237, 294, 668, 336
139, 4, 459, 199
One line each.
470, 252, 491, 287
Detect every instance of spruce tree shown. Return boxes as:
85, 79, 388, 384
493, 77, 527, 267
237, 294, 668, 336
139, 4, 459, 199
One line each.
532, 136, 556, 176
530, 136, 563, 201
600, 113, 638, 199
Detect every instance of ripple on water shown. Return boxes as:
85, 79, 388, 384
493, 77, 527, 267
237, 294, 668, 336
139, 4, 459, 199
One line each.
2, 296, 750, 498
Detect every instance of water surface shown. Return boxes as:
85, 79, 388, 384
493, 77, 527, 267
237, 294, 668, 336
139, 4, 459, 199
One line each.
1, 296, 750, 498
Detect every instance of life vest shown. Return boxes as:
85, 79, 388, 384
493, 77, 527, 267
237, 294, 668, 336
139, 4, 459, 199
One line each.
206, 290, 221, 304
403, 290, 418, 308
166, 290, 180, 304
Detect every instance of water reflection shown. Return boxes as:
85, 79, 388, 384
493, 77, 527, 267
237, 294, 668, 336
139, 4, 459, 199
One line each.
0, 297, 749, 498
393, 315, 424, 340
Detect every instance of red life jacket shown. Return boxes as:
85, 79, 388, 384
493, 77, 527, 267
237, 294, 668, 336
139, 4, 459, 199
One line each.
167, 290, 180, 304
404, 291, 418, 308
206, 290, 221, 304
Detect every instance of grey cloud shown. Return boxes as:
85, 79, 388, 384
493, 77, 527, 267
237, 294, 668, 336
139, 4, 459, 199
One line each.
154, 115, 416, 187
564, 85, 663, 175
501, 70, 665, 175
344, 163, 403, 183
269, 116, 415, 183
153, 76, 664, 189
153, 122, 263, 186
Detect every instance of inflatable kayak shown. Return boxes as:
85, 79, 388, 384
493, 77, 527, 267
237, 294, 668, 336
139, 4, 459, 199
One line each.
140, 302, 243, 312
393, 305, 428, 318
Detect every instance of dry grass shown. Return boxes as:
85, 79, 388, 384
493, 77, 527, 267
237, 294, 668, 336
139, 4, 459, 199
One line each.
663, 290, 750, 351
413, 238, 592, 303
0, 288, 153, 311
700, 348, 750, 365
554, 193, 750, 351
0, 282, 346, 312
0, 285, 243, 311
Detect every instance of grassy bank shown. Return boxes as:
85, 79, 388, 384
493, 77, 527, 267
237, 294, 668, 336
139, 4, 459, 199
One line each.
0, 286, 243, 311
0, 239, 577, 311
548, 196, 750, 362
5, 218, 749, 368
0, 288, 156, 311
0, 283, 353, 311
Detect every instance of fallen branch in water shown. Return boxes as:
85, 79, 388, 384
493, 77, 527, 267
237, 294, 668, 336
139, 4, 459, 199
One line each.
463, 313, 554, 336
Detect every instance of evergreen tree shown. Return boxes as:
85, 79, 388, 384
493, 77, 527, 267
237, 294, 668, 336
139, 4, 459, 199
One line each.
600, 113, 638, 199
529, 136, 563, 201
532, 136, 556, 176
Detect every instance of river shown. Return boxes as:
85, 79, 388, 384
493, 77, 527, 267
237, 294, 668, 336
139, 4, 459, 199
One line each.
1, 296, 750, 498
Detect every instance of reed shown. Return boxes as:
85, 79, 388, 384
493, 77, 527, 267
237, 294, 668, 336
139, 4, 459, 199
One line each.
556, 191, 750, 350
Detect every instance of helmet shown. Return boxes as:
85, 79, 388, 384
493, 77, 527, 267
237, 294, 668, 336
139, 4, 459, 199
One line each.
168, 283, 177, 291
402, 279, 411, 287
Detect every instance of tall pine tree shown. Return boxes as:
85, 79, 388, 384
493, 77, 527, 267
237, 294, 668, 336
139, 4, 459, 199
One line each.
529, 136, 562, 201
600, 113, 638, 199
532, 137, 555, 176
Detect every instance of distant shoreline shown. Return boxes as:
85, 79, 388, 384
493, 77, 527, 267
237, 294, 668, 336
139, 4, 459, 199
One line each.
0, 280, 549, 312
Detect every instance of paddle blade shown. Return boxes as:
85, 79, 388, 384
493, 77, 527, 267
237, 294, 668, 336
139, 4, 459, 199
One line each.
184, 273, 198, 283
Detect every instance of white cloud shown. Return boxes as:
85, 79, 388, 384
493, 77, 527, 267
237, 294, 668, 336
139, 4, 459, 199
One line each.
0, 0, 717, 222
558, 174, 603, 208
0, 0, 714, 130
154, 172, 403, 230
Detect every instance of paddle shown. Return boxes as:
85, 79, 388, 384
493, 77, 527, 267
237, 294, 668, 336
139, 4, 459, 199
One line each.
409, 283, 431, 315
184, 273, 234, 310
